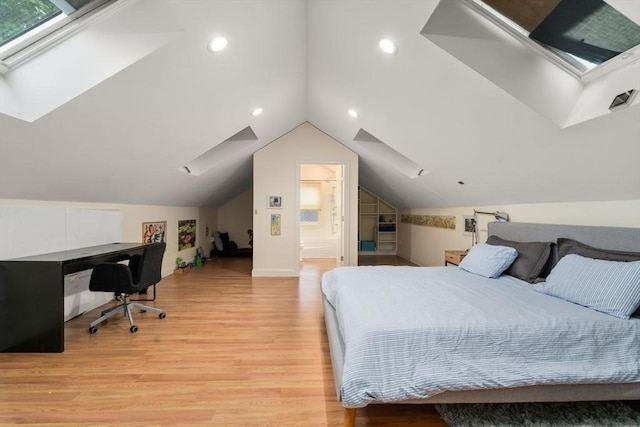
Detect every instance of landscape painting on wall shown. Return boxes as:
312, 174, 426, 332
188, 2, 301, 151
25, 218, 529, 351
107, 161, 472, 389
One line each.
142, 221, 166, 243
400, 214, 456, 230
178, 219, 196, 251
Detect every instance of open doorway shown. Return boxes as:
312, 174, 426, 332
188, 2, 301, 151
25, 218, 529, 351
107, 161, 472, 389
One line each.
298, 163, 345, 266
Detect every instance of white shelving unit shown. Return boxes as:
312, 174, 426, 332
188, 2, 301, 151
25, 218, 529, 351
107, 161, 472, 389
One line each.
358, 187, 397, 254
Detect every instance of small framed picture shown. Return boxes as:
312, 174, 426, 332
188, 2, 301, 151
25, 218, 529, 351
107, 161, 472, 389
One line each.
268, 195, 282, 209
463, 215, 475, 236
142, 221, 167, 243
271, 214, 281, 235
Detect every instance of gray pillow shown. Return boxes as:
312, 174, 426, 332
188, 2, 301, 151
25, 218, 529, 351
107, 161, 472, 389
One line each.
557, 238, 640, 262
486, 235, 552, 283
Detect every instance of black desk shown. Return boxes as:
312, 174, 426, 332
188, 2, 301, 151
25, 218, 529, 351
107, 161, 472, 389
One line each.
0, 243, 148, 353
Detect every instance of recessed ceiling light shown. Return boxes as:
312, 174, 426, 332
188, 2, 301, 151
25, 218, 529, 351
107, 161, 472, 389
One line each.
207, 36, 228, 53
347, 109, 359, 118
379, 38, 397, 55
251, 107, 263, 116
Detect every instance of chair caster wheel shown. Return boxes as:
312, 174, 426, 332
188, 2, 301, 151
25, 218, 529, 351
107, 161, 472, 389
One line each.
130, 325, 138, 333
159, 312, 166, 319
89, 326, 98, 334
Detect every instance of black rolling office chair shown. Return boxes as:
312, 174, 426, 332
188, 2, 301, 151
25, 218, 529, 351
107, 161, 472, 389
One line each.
88, 242, 166, 334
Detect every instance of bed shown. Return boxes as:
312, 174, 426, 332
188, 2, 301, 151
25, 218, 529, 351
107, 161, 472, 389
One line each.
322, 222, 640, 427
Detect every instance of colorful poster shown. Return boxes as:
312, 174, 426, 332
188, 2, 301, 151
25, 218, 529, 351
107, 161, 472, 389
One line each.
142, 221, 166, 243
178, 219, 196, 250
270, 214, 281, 236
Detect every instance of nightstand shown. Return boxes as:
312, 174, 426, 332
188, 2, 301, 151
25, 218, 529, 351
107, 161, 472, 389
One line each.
445, 250, 467, 266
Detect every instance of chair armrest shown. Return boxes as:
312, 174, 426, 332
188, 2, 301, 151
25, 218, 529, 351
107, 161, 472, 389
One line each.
89, 263, 134, 293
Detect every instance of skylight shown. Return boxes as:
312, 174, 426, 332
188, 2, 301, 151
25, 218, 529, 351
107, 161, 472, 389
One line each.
354, 128, 427, 179
180, 126, 259, 177
0, 1, 61, 46
0, 0, 115, 70
471, 0, 640, 80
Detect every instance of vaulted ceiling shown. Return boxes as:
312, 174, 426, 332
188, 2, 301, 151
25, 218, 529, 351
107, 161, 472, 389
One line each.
1, 0, 639, 209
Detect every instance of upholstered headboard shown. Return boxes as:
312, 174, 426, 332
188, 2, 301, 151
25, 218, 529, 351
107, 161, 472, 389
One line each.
488, 222, 640, 269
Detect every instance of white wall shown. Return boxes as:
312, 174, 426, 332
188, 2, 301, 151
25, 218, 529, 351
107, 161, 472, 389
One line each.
397, 200, 640, 267
0, 198, 213, 274
217, 190, 253, 249
252, 122, 358, 276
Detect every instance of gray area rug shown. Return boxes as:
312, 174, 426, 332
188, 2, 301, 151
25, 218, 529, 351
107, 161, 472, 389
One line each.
435, 401, 640, 426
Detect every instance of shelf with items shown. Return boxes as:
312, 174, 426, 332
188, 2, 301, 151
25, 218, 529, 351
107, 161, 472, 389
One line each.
358, 187, 398, 254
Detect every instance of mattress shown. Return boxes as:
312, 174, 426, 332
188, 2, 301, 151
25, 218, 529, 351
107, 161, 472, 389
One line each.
321, 265, 640, 408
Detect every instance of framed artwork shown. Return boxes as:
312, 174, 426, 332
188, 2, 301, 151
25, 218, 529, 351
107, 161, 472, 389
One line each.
268, 195, 283, 209
270, 214, 281, 236
178, 219, 196, 251
463, 215, 475, 236
142, 221, 166, 243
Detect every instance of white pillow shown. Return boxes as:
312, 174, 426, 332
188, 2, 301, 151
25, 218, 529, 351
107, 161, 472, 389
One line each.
213, 231, 224, 251
458, 243, 518, 278
535, 254, 640, 319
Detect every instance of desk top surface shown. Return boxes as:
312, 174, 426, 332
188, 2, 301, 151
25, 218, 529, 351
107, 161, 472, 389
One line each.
2, 243, 147, 263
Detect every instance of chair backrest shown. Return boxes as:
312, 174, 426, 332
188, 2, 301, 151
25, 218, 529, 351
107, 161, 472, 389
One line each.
134, 242, 166, 288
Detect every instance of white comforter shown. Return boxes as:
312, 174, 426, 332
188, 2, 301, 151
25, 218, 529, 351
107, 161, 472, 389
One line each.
321, 266, 640, 408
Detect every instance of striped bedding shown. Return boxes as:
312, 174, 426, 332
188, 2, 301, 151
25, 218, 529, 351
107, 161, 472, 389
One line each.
321, 266, 640, 408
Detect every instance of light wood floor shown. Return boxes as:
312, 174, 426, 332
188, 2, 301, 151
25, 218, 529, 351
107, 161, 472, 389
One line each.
1, 257, 637, 426
0, 257, 444, 426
